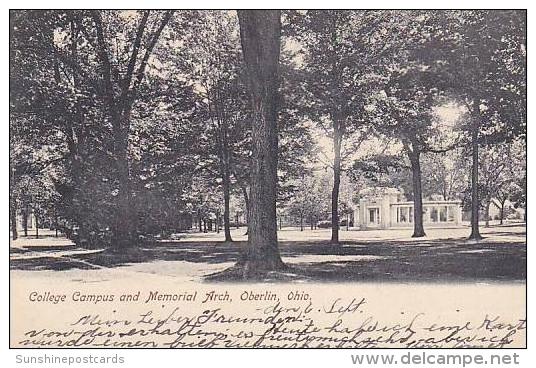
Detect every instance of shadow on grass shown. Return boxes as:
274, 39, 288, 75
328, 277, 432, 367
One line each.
10, 233, 526, 283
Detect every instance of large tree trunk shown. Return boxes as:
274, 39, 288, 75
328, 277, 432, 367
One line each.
238, 10, 285, 273
112, 110, 135, 249
409, 150, 426, 237
331, 130, 342, 244
469, 127, 482, 240
91, 11, 172, 249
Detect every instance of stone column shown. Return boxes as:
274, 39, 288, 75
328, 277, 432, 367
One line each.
381, 196, 390, 229
359, 199, 368, 230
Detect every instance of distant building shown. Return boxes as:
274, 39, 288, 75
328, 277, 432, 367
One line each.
354, 187, 462, 230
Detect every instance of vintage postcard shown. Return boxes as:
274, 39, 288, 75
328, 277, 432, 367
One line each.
9, 9, 526, 350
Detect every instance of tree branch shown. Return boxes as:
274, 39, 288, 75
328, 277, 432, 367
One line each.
123, 11, 150, 95
131, 11, 174, 94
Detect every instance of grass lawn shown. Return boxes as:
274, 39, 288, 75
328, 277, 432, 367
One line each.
10, 223, 526, 283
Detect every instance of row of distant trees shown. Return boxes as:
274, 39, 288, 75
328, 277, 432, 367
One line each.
285, 140, 525, 231
10, 10, 526, 274
9, 11, 307, 245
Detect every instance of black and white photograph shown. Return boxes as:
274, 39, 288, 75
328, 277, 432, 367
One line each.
8, 8, 527, 352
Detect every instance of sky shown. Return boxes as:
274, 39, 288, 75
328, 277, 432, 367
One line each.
312, 101, 466, 167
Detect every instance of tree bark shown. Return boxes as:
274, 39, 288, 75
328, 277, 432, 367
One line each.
23, 204, 28, 237
500, 199, 506, 225
91, 11, 172, 249
409, 150, 426, 237
222, 159, 233, 241
11, 201, 18, 241
238, 10, 285, 273
331, 130, 342, 244
213, 93, 234, 241
241, 185, 249, 235
35, 212, 39, 239
112, 110, 135, 248
198, 209, 203, 232
221, 144, 233, 242
241, 185, 249, 220
485, 198, 491, 228
469, 126, 482, 240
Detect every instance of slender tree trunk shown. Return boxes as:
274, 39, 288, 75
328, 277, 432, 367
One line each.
241, 186, 249, 219
10, 166, 18, 240
300, 212, 303, 231
409, 150, 426, 237
67, 20, 87, 244
11, 201, 18, 241
70, 152, 85, 242
469, 127, 482, 240
219, 129, 233, 241
35, 212, 39, 239
238, 10, 285, 273
222, 176, 232, 241
331, 130, 342, 244
23, 204, 28, 237
485, 199, 491, 228
241, 185, 249, 235
198, 210, 203, 233
500, 200, 506, 225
